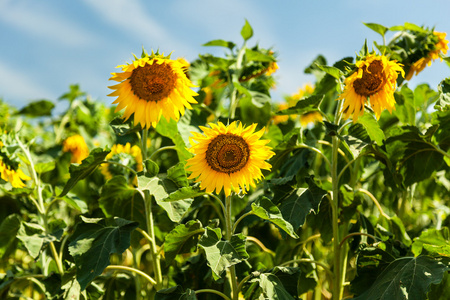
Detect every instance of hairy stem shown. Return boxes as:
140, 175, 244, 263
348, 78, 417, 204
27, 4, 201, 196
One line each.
225, 194, 239, 300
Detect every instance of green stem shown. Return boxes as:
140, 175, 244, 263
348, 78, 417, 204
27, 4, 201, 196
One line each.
232, 211, 254, 234
149, 145, 177, 160
225, 194, 239, 300
229, 41, 247, 119
195, 289, 231, 300
105, 265, 157, 286
331, 136, 342, 300
17, 138, 64, 275
246, 236, 275, 256
296, 143, 332, 170
339, 232, 379, 248
140, 129, 163, 290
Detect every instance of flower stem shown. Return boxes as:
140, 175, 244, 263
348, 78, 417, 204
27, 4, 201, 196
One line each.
105, 265, 157, 286
195, 289, 231, 300
225, 194, 239, 300
140, 129, 163, 290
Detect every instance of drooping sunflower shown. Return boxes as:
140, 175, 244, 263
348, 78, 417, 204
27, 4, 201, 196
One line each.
185, 121, 275, 197
0, 141, 30, 188
62, 134, 89, 164
338, 54, 404, 122
100, 143, 143, 181
108, 52, 198, 129
405, 31, 449, 80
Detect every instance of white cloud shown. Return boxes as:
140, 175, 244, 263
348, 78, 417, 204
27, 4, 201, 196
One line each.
0, 0, 97, 47
82, 0, 196, 56
0, 60, 55, 106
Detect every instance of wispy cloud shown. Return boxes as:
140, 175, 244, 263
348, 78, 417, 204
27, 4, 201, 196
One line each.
0, 0, 97, 47
0, 59, 55, 105
82, 0, 196, 56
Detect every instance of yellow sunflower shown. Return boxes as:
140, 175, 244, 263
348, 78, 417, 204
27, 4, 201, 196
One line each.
100, 143, 143, 181
108, 53, 198, 129
62, 134, 89, 164
405, 31, 449, 80
185, 121, 275, 197
272, 103, 290, 125
291, 83, 315, 103
300, 111, 323, 127
0, 141, 31, 188
338, 54, 404, 122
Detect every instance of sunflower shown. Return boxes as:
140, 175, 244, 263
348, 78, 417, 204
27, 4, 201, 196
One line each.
108, 53, 198, 129
185, 121, 275, 197
300, 111, 323, 127
0, 141, 30, 188
338, 54, 404, 122
100, 143, 143, 181
62, 134, 89, 164
405, 31, 449, 80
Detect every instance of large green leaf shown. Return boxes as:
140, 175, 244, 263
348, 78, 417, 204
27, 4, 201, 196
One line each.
278, 177, 327, 230
393, 85, 415, 125
137, 175, 193, 222
198, 227, 249, 279
353, 256, 450, 300
259, 273, 296, 300
163, 184, 207, 202
16, 99, 55, 117
0, 214, 21, 258
251, 197, 299, 238
59, 148, 110, 197
155, 117, 191, 161
68, 217, 138, 290
164, 220, 204, 265
99, 176, 145, 229
16, 221, 45, 258
385, 126, 444, 186
167, 162, 189, 188
412, 228, 450, 257
357, 113, 385, 145
363, 22, 389, 38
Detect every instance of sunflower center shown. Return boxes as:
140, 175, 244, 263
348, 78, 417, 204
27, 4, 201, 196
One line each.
129, 62, 176, 102
206, 134, 250, 174
353, 60, 386, 97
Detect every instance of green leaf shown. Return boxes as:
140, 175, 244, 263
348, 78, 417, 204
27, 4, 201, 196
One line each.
68, 217, 138, 290
137, 175, 193, 222
16, 100, 55, 117
363, 22, 389, 38
59, 148, 110, 197
357, 113, 385, 145
109, 117, 142, 136
435, 77, 450, 111
352, 256, 450, 300
56, 189, 89, 213
279, 177, 327, 231
341, 130, 370, 158
34, 161, 56, 174
241, 19, 253, 41
164, 220, 204, 265
202, 39, 236, 50
167, 162, 189, 188
0, 214, 21, 258
385, 126, 444, 186
393, 85, 415, 125
314, 64, 343, 80
275, 95, 324, 115
412, 228, 450, 257
238, 93, 272, 129
198, 227, 249, 279
155, 286, 197, 300
259, 273, 296, 300
16, 221, 45, 258
245, 49, 275, 62
144, 159, 159, 177
164, 184, 207, 202
251, 197, 299, 238
99, 176, 145, 229
155, 117, 191, 161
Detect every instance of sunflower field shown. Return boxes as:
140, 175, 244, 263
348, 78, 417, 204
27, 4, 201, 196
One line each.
1, 21, 450, 300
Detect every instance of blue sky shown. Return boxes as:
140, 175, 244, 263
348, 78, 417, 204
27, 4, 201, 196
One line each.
1, 0, 449, 109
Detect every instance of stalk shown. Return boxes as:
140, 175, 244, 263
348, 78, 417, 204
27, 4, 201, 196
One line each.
140, 129, 163, 289
17, 138, 64, 275
225, 195, 239, 300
